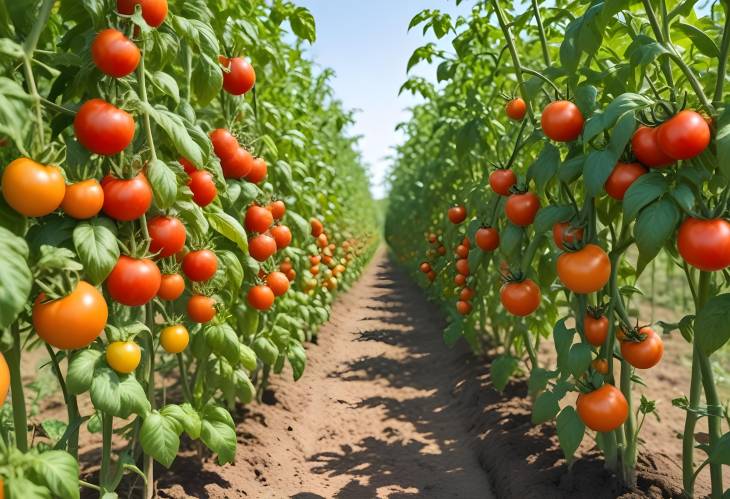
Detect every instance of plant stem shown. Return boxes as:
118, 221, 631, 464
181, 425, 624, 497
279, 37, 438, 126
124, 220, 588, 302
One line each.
640, 0, 677, 102
100, 412, 113, 490
177, 353, 192, 401
531, 0, 551, 67
143, 304, 156, 499
7, 325, 27, 452
713, 1, 730, 103
44, 344, 80, 458
620, 359, 638, 488
137, 35, 158, 161
682, 344, 702, 497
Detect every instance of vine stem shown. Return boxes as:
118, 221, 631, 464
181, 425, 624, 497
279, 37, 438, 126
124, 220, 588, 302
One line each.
713, 1, 730, 103
491, 0, 536, 123
531, 0, 551, 67
7, 325, 27, 452
100, 412, 113, 490
143, 303, 156, 499
137, 35, 158, 162
45, 344, 80, 459
640, 0, 677, 103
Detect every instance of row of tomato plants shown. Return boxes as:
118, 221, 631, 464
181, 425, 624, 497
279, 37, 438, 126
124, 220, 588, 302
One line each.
0, 0, 378, 497
387, 1, 730, 496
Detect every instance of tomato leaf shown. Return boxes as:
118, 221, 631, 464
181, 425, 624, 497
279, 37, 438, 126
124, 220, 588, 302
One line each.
499, 223, 524, 258
28, 450, 80, 499
695, 294, 730, 356
527, 143, 560, 193
583, 93, 651, 142
622, 172, 668, 221
583, 149, 616, 198
715, 106, 730, 181
553, 319, 575, 372
289, 6, 316, 42
532, 389, 560, 424
633, 198, 680, 275
141, 103, 204, 168
205, 323, 241, 365
528, 367, 558, 397
0, 226, 32, 328
287, 341, 307, 381
675, 22, 719, 58
200, 405, 236, 465
191, 54, 223, 106
90, 367, 121, 415
67, 349, 103, 395
73, 218, 119, 284
568, 342, 592, 378
556, 406, 585, 463
206, 208, 248, 253
117, 374, 151, 419
709, 431, 730, 465
140, 411, 181, 468
490, 355, 519, 392
146, 159, 178, 210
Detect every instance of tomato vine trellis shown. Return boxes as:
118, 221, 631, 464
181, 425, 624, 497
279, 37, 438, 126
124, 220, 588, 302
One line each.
387, 0, 730, 497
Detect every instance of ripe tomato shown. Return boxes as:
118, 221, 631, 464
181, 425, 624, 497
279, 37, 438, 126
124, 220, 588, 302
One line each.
2, 158, 65, 217
266, 271, 290, 296
91, 29, 140, 78
249, 233, 277, 261
182, 249, 217, 282
0, 353, 8, 406
268, 200, 286, 220
591, 358, 609, 375
454, 274, 466, 286
157, 273, 184, 301
426, 270, 436, 282
677, 218, 730, 271
117, 0, 168, 27
557, 244, 611, 294
541, 100, 584, 142
552, 222, 584, 250
106, 256, 161, 306
631, 126, 673, 167
584, 314, 609, 347
245, 205, 274, 233
188, 170, 217, 207
310, 265, 320, 276
427, 233, 438, 244
489, 169, 516, 196
505, 98, 526, 121
500, 279, 540, 316
456, 301, 472, 315
455, 258, 469, 276
604, 162, 647, 201
656, 110, 711, 160
455, 244, 469, 258
220, 56, 256, 95
505, 192, 540, 226
210, 129, 238, 161
286, 269, 296, 281
271, 225, 292, 249
248, 285, 275, 310
576, 384, 628, 432
475, 227, 499, 251
448, 205, 467, 224
106, 341, 141, 374
221, 147, 253, 179
148, 215, 186, 258
310, 254, 322, 266
437, 245, 446, 256
460, 287, 475, 301
160, 325, 189, 353
179, 157, 197, 173
101, 173, 152, 221
74, 99, 135, 155
246, 157, 267, 184
62, 179, 104, 219
310, 219, 324, 237
187, 295, 215, 323
317, 233, 328, 248
33, 281, 108, 350
621, 327, 664, 369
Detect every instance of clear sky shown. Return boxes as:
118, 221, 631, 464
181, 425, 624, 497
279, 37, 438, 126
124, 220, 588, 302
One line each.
297, 1, 469, 199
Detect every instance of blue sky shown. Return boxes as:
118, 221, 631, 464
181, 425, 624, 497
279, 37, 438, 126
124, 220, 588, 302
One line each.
297, 1, 469, 198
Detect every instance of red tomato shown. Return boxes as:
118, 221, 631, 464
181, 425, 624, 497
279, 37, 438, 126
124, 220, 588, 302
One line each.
448, 205, 467, 224
117, 0, 168, 27
101, 173, 152, 221
460, 287, 475, 301
147, 216, 186, 258
631, 126, 673, 168
541, 100, 584, 142
33, 281, 108, 350
91, 29, 140, 78
74, 99, 135, 156
62, 179, 104, 219
500, 279, 541, 316
187, 295, 216, 323
188, 170, 217, 207
246, 157, 267, 184
0, 353, 8, 407
557, 244, 611, 294
505, 192, 540, 226
426, 270, 436, 282
106, 256, 161, 306
489, 169, 516, 196
1, 158, 65, 217
221, 147, 253, 179
505, 98, 526, 121
656, 110, 711, 160
220, 56, 256, 95
179, 157, 197, 173
455, 258, 469, 276
604, 162, 647, 200
182, 249, 218, 282
311, 218, 324, 237
576, 384, 628, 432
266, 271, 290, 296
584, 314, 609, 347
210, 129, 239, 161
268, 200, 286, 220
271, 225, 292, 249
420, 262, 432, 273
456, 301, 472, 315
249, 234, 277, 261
552, 222, 584, 250
248, 285, 275, 311
475, 227, 499, 251
677, 218, 730, 271
455, 244, 469, 258
157, 273, 184, 301
245, 205, 274, 234
620, 327, 664, 369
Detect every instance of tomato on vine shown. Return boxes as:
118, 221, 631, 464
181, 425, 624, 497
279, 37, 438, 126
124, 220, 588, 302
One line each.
540, 100, 584, 142
1, 158, 65, 217
656, 110, 711, 160
420, 262, 432, 273
245, 205, 274, 233
456, 301, 472, 315
187, 295, 216, 323
188, 170, 217, 207
505, 192, 539, 226
221, 147, 253, 179
182, 249, 218, 282
475, 227, 499, 251
500, 279, 540, 316
271, 225, 292, 249
74, 99, 135, 156
210, 129, 239, 160
220, 56, 256, 95
620, 327, 664, 369
604, 162, 647, 200
584, 313, 609, 347
148, 216, 186, 258
101, 173, 152, 221
246, 158, 267, 184
157, 273, 185, 301
106, 256, 162, 306
311, 218, 324, 237
91, 29, 140, 78
552, 222, 584, 250
557, 244, 610, 294
248, 285, 275, 311
106, 341, 141, 374
249, 233, 277, 261
489, 169, 516, 196
677, 218, 730, 271
117, 0, 168, 28
448, 205, 467, 224
160, 325, 189, 354
505, 97, 526, 121
576, 384, 628, 432
268, 200, 286, 220
266, 271, 290, 296
61, 179, 104, 219
631, 126, 673, 168
591, 358, 609, 375
455, 258, 469, 276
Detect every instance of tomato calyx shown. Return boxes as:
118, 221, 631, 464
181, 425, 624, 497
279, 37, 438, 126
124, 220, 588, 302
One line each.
585, 304, 606, 320
499, 270, 527, 284
618, 324, 652, 343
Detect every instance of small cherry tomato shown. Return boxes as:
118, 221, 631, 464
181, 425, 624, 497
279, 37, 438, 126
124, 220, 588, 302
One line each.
160, 325, 189, 354
584, 314, 609, 347
604, 162, 647, 200
187, 295, 216, 323
268, 200, 286, 220
475, 227, 500, 251
541, 100, 584, 142
220, 56, 256, 95
249, 233, 277, 261
188, 170, 217, 207
106, 341, 141, 374
246, 157, 267, 184
448, 205, 467, 224
248, 285, 275, 311
148, 215, 186, 258
552, 222, 584, 250
210, 129, 239, 161
266, 271, 290, 296
157, 273, 185, 301
505, 98, 527, 121
62, 179, 104, 219
245, 205, 274, 234
489, 169, 516, 196
631, 126, 673, 168
221, 147, 253, 179
182, 249, 217, 282
271, 225, 292, 249
456, 300, 472, 315
505, 192, 540, 226
117, 0, 168, 28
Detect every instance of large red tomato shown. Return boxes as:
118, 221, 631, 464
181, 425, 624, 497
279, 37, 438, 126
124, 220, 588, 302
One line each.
620, 327, 664, 369
182, 249, 218, 282
677, 218, 730, 271
220, 56, 256, 95
101, 173, 152, 221
541, 101, 584, 142
188, 170, 217, 207
245, 205, 274, 234
631, 126, 673, 168
576, 384, 628, 432
221, 147, 253, 179
604, 162, 647, 200
91, 29, 140, 78
106, 256, 162, 306
489, 169, 516, 196
210, 129, 238, 161
2, 158, 65, 217
246, 157, 267, 184
557, 244, 611, 294
74, 99, 135, 156
117, 0, 168, 27
656, 110, 711, 160
33, 281, 108, 350
500, 279, 540, 316
148, 215, 186, 257
505, 192, 540, 226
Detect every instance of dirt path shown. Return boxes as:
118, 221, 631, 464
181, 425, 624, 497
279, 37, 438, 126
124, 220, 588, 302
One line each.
158, 248, 493, 498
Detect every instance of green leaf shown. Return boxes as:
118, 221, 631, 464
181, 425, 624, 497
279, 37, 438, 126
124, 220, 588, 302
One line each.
286, 211, 309, 241
556, 406, 585, 462
528, 367, 557, 397
141, 103, 204, 168
534, 205, 574, 234
568, 343, 592, 378
200, 404, 236, 464
239, 344, 258, 372
30, 450, 80, 499
147, 159, 178, 210
716, 106, 730, 180
140, 412, 180, 468
205, 323, 240, 364
150, 71, 180, 103
289, 6, 316, 42
287, 342, 307, 381
633, 199, 680, 274
622, 172, 668, 221
67, 349, 103, 395
252, 336, 279, 366
206, 208, 248, 252
90, 367, 121, 415
553, 319, 575, 372
583, 93, 651, 142
527, 143, 560, 193
583, 149, 616, 198
532, 389, 560, 424
117, 374, 151, 418
709, 431, 730, 465
73, 219, 119, 284
490, 355, 519, 392
192, 54, 223, 106
0, 226, 32, 328
676, 22, 719, 58
442, 319, 463, 347
499, 223, 524, 258
695, 294, 730, 356
234, 370, 255, 403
